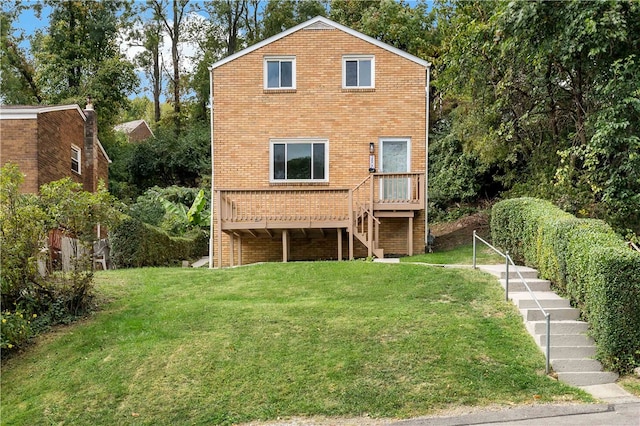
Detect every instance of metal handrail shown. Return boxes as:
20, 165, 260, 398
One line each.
473, 230, 552, 375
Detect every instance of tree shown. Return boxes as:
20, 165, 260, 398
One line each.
149, 0, 190, 134
435, 0, 640, 233
128, 7, 164, 123
0, 3, 43, 103
332, 0, 434, 59
262, 0, 328, 39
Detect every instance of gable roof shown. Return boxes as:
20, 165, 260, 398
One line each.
210, 16, 431, 71
114, 119, 154, 137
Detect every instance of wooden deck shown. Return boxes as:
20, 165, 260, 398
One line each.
214, 173, 424, 265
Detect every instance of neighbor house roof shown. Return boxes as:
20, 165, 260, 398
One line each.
0, 104, 111, 163
0, 104, 86, 120
210, 16, 431, 71
114, 119, 153, 135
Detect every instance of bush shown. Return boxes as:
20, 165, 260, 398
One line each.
1, 164, 119, 353
491, 197, 640, 372
1, 310, 34, 351
110, 217, 208, 268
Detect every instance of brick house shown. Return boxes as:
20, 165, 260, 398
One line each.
209, 16, 431, 267
0, 103, 110, 193
114, 119, 154, 143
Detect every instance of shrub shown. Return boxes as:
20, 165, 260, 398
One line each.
110, 217, 208, 268
1, 164, 119, 353
491, 197, 640, 372
1, 310, 34, 351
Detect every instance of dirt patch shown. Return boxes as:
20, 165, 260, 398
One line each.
430, 212, 490, 251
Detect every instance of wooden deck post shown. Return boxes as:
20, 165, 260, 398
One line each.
282, 230, 289, 262
408, 216, 414, 256
229, 233, 234, 267
367, 213, 373, 258
216, 191, 223, 268
237, 236, 242, 266
348, 190, 354, 260
337, 228, 343, 261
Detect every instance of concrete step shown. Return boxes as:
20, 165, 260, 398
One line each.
551, 358, 604, 372
482, 264, 620, 388
556, 371, 619, 386
548, 346, 596, 359
500, 278, 551, 292
536, 334, 595, 347
510, 292, 571, 309
520, 307, 580, 321
478, 265, 539, 280
527, 320, 589, 335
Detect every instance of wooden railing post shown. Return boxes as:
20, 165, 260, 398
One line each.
216, 190, 223, 268
348, 190, 354, 260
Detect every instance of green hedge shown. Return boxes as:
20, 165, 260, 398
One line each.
491, 197, 640, 372
110, 217, 208, 268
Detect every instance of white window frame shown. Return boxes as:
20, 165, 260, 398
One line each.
264, 56, 296, 90
342, 55, 375, 89
71, 145, 81, 175
269, 138, 329, 183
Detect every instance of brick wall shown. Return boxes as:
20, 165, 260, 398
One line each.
38, 109, 84, 189
212, 26, 427, 266
128, 123, 153, 143
0, 119, 39, 193
1, 107, 108, 194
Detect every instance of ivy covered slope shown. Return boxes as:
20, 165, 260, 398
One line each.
491, 198, 640, 373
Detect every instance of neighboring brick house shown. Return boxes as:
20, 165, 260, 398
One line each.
114, 119, 154, 143
0, 103, 110, 193
209, 16, 431, 267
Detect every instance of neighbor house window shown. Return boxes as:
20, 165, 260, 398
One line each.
270, 139, 328, 182
264, 56, 296, 89
343, 55, 374, 88
71, 145, 81, 174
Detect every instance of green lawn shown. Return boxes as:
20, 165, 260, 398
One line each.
1, 262, 591, 425
402, 243, 504, 265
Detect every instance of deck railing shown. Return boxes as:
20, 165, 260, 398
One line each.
218, 188, 351, 224
217, 173, 424, 226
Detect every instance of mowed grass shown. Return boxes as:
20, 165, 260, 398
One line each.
402, 243, 504, 265
1, 262, 591, 425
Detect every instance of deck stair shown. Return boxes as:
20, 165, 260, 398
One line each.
351, 204, 383, 259
478, 264, 619, 387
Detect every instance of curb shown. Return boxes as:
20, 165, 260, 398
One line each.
390, 403, 614, 426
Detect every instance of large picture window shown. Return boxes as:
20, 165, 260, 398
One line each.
343, 55, 374, 88
264, 56, 296, 89
270, 140, 328, 182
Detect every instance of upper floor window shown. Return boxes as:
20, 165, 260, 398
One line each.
343, 55, 374, 88
270, 139, 328, 183
264, 56, 296, 89
71, 145, 81, 174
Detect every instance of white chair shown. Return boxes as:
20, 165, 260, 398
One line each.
93, 239, 109, 270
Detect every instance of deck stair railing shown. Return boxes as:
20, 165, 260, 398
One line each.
350, 175, 382, 258
472, 230, 552, 374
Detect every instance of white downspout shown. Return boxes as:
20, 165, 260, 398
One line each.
208, 68, 215, 268
425, 65, 431, 251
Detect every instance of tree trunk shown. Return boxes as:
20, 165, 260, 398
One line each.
172, 0, 181, 134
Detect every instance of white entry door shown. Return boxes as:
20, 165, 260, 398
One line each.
379, 138, 410, 201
